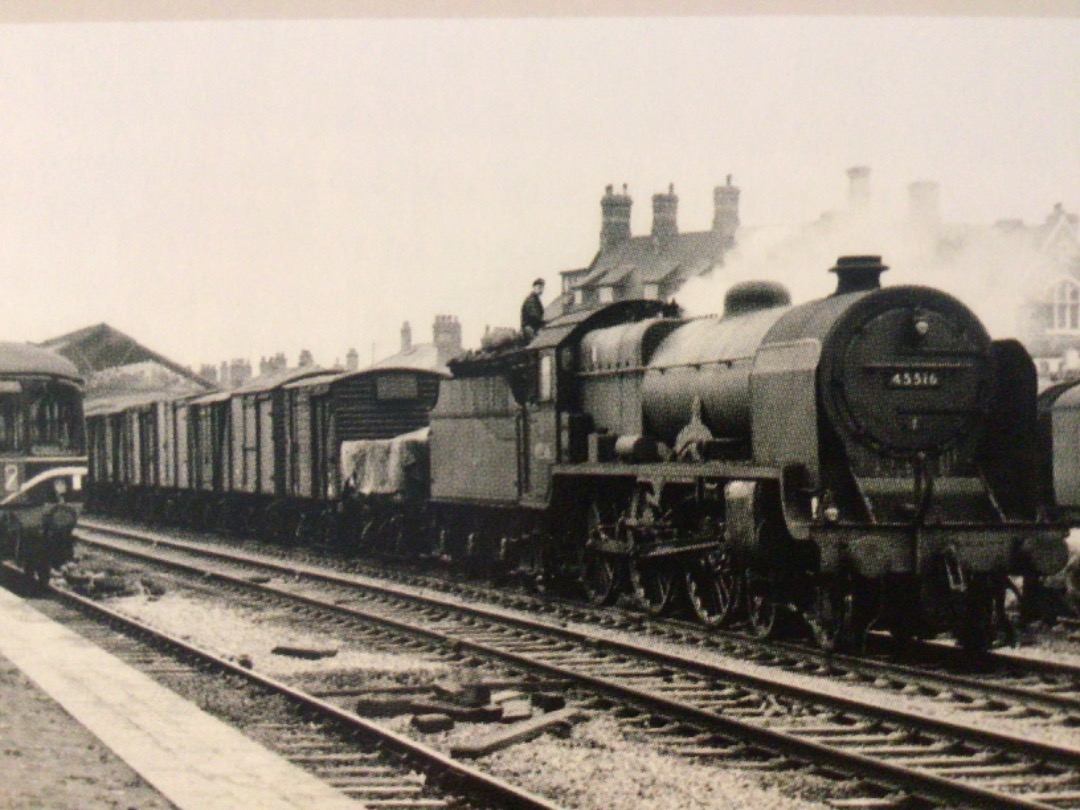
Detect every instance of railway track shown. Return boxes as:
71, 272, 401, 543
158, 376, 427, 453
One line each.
83, 518, 1080, 734
74, 522, 1080, 809
4, 563, 566, 810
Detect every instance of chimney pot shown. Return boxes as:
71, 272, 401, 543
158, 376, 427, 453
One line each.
600, 183, 633, 251
713, 175, 740, 244
651, 184, 679, 241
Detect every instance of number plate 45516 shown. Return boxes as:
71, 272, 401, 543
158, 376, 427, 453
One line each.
888, 370, 940, 388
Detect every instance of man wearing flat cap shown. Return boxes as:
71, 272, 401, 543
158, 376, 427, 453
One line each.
521, 278, 545, 341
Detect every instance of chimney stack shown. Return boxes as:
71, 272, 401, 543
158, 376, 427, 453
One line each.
600, 183, 632, 251
433, 315, 463, 362
230, 358, 252, 387
346, 348, 359, 371
908, 181, 940, 230
651, 183, 679, 242
713, 174, 740, 245
847, 166, 871, 213
400, 321, 412, 353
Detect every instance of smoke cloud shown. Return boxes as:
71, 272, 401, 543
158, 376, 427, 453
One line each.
678, 195, 1060, 340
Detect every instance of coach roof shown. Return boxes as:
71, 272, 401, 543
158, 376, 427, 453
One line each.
0, 342, 82, 382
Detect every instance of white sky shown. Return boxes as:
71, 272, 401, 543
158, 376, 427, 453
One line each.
1, 4, 1078, 369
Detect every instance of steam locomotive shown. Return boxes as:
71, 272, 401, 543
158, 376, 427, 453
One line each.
85, 256, 1071, 651
0, 343, 87, 584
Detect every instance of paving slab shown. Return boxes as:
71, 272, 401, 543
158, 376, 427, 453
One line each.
0, 587, 364, 810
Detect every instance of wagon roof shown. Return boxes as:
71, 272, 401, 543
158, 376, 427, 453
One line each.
231, 366, 329, 395
283, 364, 449, 394
187, 389, 233, 406
0, 342, 82, 382
84, 391, 176, 416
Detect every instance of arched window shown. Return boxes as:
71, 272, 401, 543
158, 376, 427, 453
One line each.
1054, 280, 1080, 332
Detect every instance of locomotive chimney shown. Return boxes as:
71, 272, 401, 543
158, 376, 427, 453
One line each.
830, 255, 888, 295
712, 174, 740, 246
847, 166, 871, 213
600, 183, 632, 251
651, 183, 679, 242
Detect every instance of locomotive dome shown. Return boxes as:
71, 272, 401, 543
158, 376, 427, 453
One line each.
723, 280, 791, 317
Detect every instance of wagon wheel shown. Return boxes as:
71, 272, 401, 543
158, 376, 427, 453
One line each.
293, 512, 315, 546
685, 544, 741, 627
23, 559, 51, 590
954, 574, 1005, 653
581, 499, 624, 606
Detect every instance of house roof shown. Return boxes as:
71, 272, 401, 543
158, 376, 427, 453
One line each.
580, 230, 727, 289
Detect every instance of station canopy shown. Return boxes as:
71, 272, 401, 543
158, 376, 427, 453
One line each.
39, 323, 215, 399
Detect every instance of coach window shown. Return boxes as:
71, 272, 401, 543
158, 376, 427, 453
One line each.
27, 381, 84, 455
0, 381, 23, 452
1054, 280, 1080, 332
539, 353, 554, 402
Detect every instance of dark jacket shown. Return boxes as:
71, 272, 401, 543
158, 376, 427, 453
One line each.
520, 292, 544, 335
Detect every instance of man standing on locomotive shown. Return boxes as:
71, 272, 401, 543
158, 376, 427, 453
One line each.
521, 277, 545, 341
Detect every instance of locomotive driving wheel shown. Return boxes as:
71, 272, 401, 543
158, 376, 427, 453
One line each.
627, 488, 681, 617
630, 560, 680, 617
581, 498, 625, 606
685, 543, 740, 627
745, 571, 780, 638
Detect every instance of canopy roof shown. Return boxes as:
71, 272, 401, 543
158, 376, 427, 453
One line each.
39, 323, 215, 391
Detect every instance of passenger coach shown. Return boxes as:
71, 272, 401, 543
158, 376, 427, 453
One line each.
0, 343, 86, 583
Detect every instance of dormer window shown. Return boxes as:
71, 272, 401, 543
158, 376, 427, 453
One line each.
1054, 280, 1080, 332
573, 289, 585, 307
598, 286, 615, 304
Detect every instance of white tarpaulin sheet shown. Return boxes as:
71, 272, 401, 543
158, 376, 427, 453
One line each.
340, 427, 429, 497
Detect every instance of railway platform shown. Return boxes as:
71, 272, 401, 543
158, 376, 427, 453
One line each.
0, 586, 365, 810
